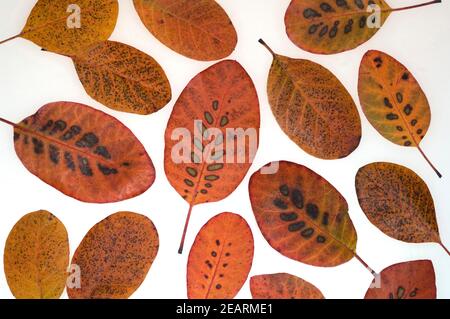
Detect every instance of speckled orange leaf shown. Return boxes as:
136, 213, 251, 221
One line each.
5, 102, 155, 203
249, 161, 357, 267
164, 60, 259, 253
73, 41, 172, 115
358, 50, 441, 177
259, 40, 361, 159
365, 260, 436, 299
4, 210, 69, 299
133, 0, 237, 61
250, 273, 324, 299
67, 212, 159, 299
187, 213, 254, 299
355, 162, 448, 255
285, 0, 441, 55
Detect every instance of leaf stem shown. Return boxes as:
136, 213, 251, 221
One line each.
0, 33, 21, 45
391, 0, 441, 12
417, 145, 442, 178
178, 203, 194, 254
0, 116, 16, 127
440, 242, 450, 256
355, 253, 376, 276
258, 39, 276, 58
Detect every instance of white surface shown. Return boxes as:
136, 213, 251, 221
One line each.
0, 0, 449, 299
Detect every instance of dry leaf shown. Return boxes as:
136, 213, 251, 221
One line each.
187, 212, 254, 299
4, 210, 69, 299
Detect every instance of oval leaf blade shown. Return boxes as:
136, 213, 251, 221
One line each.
67, 212, 159, 299
355, 162, 440, 244
365, 260, 436, 299
250, 273, 324, 299
133, 0, 237, 61
4, 210, 69, 299
249, 161, 357, 267
73, 40, 172, 115
187, 212, 254, 299
21, 0, 118, 56
13, 102, 155, 203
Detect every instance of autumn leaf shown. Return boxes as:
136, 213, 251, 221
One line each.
164, 60, 260, 253
67, 212, 159, 299
365, 260, 436, 299
73, 40, 172, 115
355, 162, 449, 256
4, 210, 69, 299
285, 0, 441, 55
358, 50, 441, 177
187, 213, 254, 299
249, 161, 359, 267
133, 0, 237, 61
0, 0, 118, 56
259, 39, 361, 159
250, 273, 324, 299
0, 102, 155, 203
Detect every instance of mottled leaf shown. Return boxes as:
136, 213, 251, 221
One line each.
358, 50, 441, 177
9, 102, 155, 203
164, 60, 259, 253
187, 213, 254, 299
250, 273, 324, 299
365, 260, 436, 299
67, 212, 159, 299
260, 40, 361, 159
4, 210, 69, 299
249, 161, 357, 267
133, 0, 237, 61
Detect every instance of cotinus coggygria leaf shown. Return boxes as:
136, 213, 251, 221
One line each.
187, 213, 254, 299
355, 162, 449, 255
164, 60, 260, 253
249, 161, 358, 267
73, 40, 172, 115
259, 40, 361, 159
284, 0, 441, 55
0, 102, 155, 203
365, 260, 436, 299
250, 273, 324, 299
67, 212, 159, 299
358, 50, 441, 177
4, 210, 69, 299
0, 0, 118, 56
133, 0, 237, 61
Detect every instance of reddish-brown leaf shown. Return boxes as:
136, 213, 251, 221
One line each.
365, 260, 436, 299
187, 212, 254, 299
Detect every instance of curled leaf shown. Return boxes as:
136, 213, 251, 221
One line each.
187, 213, 254, 299
133, 0, 237, 61
67, 212, 159, 299
249, 161, 357, 267
250, 273, 324, 299
4, 210, 69, 299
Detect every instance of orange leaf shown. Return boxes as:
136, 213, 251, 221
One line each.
187, 213, 254, 299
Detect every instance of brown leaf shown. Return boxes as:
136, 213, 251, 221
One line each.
259, 40, 361, 159
73, 40, 172, 115
250, 273, 324, 299
249, 161, 357, 267
67, 212, 159, 299
133, 0, 237, 61
4, 210, 69, 299
187, 212, 254, 299
365, 260, 436, 299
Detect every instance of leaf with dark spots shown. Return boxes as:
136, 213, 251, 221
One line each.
164, 60, 260, 253
358, 50, 441, 177
4, 210, 69, 299
67, 212, 159, 299
73, 41, 172, 115
187, 213, 254, 299
365, 260, 436, 299
250, 273, 324, 299
1, 101, 155, 203
259, 40, 361, 159
249, 161, 358, 267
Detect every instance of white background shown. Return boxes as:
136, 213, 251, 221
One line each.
0, 0, 449, 299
